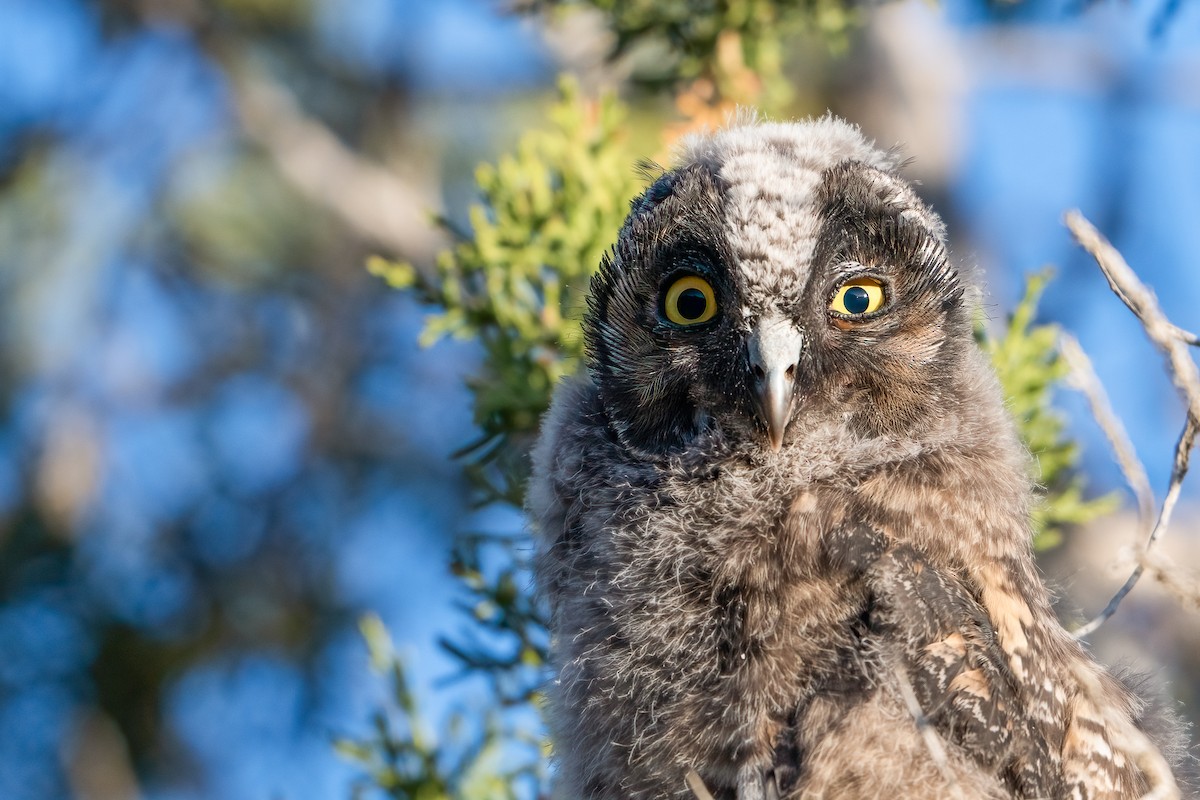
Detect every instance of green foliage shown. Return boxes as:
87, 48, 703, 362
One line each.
368, 77, 644, 505
441, 535, 548, 707
980, 270, 1117, 549
335, 615, 543, 800
521, 0, 872, 102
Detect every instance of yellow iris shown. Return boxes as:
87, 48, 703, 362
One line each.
663, 275, 717, 325
830, 278, 885, 316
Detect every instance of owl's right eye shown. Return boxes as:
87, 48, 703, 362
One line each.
662, 275, 718, 326
829, 277, 886, 317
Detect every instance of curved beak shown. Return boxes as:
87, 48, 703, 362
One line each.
748, 315, 803, 452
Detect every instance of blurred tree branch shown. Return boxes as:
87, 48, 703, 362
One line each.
1058, 332, 1155, 539
230, 67, 448, 265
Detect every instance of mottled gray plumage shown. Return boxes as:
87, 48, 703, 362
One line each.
528, 117, 1192, 799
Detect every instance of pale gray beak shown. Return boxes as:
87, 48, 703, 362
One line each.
748, 315, 803, 452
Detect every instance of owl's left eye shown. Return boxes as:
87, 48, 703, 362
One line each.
662, 275, 718, 326
830, 278, 886, 317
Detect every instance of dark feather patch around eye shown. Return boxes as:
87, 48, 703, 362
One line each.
630, 172, 677, 217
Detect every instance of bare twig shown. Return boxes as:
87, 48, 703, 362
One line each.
1065, 211, 1200, 638
891, 666, 961, 793
685, 768, 716, 800
1074, 419, 1197, 640
1058, 333, 1155, 536
1139, 547, 1200, 611
1168, 323, 1200, 347
1065, 211, 1200, 422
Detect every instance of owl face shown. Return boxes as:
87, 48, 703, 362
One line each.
585, 120, 968, 458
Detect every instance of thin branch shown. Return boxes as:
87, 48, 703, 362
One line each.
1139, 547, 1200, 612
1058, 332, 1155, 535
685, 768, 716, 800
1168, 322, 1200, 347
1064, 211, 1200, 422
1074, 419, 1197, 639
1064, 211, 1200, 638
891, 666, 961, 794
229, 67, 448, 264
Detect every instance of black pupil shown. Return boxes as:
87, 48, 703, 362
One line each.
676, 287, 708, 320
843, 286, 870, 314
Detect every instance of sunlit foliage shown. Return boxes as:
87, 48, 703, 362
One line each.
368, 78, 643, 506
981, 271, 1118, 549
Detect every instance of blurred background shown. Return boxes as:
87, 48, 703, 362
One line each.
0, 0, 1197, 798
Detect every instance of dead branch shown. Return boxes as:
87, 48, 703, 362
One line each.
1065, 212, 1200, 421
1065, 211, 1200, 639
891, 665, 962, 795
685, 768, 716, 800
1138, 540, 1200, 612
229, 68, 448, 264
1167, 323, 1200, 347
1058, 332, 1155, 536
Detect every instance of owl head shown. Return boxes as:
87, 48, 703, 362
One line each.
584, 117, 973, 459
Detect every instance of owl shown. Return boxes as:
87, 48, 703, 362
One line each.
527, 117, 1192, 799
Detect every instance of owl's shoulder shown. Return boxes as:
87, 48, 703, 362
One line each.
528, 375, 600, 530
528, 373, 664, 542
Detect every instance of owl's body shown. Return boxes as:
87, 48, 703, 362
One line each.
528, 118, 1189, 799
